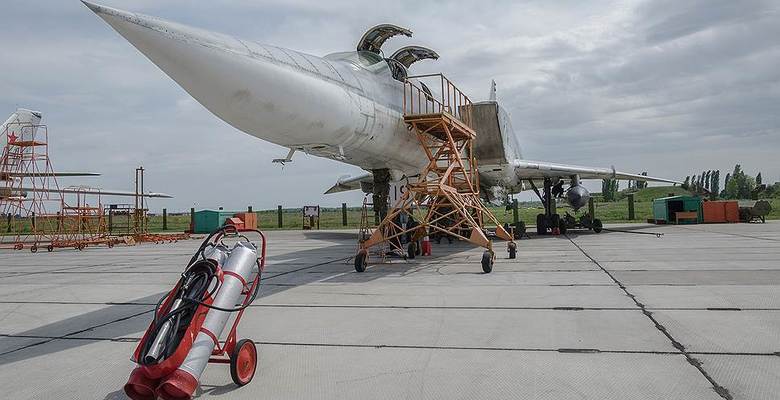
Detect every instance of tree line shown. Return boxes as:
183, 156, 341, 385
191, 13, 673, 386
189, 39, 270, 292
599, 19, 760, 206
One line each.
598, 165, 777, 202
682, 164, 777, 200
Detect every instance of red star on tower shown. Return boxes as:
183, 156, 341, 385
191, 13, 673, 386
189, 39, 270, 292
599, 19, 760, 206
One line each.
7, 131, 17, 144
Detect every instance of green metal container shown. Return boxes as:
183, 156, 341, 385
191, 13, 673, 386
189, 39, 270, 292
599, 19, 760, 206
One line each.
652, 196, 703, 224
192, 210, 235, 233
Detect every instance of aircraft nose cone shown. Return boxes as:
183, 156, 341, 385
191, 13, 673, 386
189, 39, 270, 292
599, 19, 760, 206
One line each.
81, 1, 102, 13
81, 1, 131, 21
84, 2, 361, 146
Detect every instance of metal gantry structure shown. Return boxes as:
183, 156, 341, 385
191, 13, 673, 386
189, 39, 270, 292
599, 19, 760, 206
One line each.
1, 121, 113, 251
356, 74, 513, 272
0, 121, 64, 250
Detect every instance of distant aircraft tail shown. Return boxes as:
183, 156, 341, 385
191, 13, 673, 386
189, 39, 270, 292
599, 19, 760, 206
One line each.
1, 108, 43, 145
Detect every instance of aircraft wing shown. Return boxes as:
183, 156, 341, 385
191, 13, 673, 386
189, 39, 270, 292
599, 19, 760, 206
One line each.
513, 160, 682, 184
5, 172, 100, 177
17, 186, 173, 198
324, 173, 373, 194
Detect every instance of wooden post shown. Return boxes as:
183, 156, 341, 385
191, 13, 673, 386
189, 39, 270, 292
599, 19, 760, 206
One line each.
190, 207, 195, 232
6, 214, 11, 232
342, 203, 348, 226
248, 206, 253, 213
31, 212, 36, 231
162, 208, 168, 230
627, 194, 635, 220
588, 197, 595, 223
277, 205, 283, 228
107, 211, 111, 234
512, 199, 519, 225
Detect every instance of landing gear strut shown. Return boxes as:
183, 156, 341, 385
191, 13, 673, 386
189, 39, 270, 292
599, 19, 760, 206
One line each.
371, 168, 391, 222
530, 178, 566, 235
529, 178, 602, 235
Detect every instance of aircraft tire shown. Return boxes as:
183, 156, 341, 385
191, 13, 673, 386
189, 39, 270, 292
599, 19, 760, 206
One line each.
593, 219, 603, 233
558, 219, 568, 235
536, 214, 546, 235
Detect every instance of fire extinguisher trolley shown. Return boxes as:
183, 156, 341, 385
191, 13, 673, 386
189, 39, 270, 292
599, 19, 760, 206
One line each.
124, 226, 266, 400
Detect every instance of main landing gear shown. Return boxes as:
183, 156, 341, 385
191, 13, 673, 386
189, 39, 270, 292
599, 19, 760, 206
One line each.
530, 178, 602, 235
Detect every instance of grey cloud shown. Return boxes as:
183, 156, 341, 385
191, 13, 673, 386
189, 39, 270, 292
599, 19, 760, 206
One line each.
2, 0, 778, 210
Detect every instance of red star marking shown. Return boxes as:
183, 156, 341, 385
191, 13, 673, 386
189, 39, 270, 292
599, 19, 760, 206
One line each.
7, 131, 17, 144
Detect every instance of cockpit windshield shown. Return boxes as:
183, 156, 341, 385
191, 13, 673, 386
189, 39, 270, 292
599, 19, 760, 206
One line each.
324, 51, 387, 70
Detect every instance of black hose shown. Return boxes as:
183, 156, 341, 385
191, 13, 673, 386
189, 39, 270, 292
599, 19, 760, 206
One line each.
600, 227, 664, 237
138, 259, 218, 365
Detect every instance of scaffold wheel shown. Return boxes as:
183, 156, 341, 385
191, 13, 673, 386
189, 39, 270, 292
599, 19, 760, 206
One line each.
481, 250, 493, 273
354, 249, 367, 272
30, 244, 38, 253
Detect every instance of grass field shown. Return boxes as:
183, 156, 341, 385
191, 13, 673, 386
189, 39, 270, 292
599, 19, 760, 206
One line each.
3, 188, 779, 234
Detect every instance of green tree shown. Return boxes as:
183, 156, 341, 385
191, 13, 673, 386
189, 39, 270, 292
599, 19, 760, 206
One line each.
756, 172, 762, 186
601, 178, 619, 202
723, 164, 755, 199
710, 170, 720, 200
682, 176, 690, 190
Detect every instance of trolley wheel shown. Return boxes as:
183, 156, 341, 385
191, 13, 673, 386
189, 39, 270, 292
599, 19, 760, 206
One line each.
14, 244, 23, 250
230, 339, 257, 386
354, 249, 367, 272
47, 245, 54, 252
30, 244, 38, 253
108, 241, 114, 248
507, 242, 517, 259
78, 243, 86, 251
407, 242, 416, 259
481, 250, 493, 273
592, 219, 603, 233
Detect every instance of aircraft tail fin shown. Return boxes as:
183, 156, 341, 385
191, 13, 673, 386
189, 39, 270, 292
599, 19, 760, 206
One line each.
2, 109, 43, 145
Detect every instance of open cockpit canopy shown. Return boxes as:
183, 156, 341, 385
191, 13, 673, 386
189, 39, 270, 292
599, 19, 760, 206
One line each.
356, 24, 412, 54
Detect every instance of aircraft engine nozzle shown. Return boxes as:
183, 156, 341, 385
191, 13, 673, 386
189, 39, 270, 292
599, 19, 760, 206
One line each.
566, 185, 590, 211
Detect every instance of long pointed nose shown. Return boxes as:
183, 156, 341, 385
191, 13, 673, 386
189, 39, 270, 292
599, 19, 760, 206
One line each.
83, 1, 359, 145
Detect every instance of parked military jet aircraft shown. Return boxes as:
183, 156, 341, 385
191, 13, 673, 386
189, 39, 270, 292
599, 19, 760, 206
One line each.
1, 108, 172, 199
83, 1, 680, 233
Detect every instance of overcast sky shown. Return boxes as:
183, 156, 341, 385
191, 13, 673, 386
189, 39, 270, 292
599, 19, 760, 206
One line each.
2, 0, 778, 211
